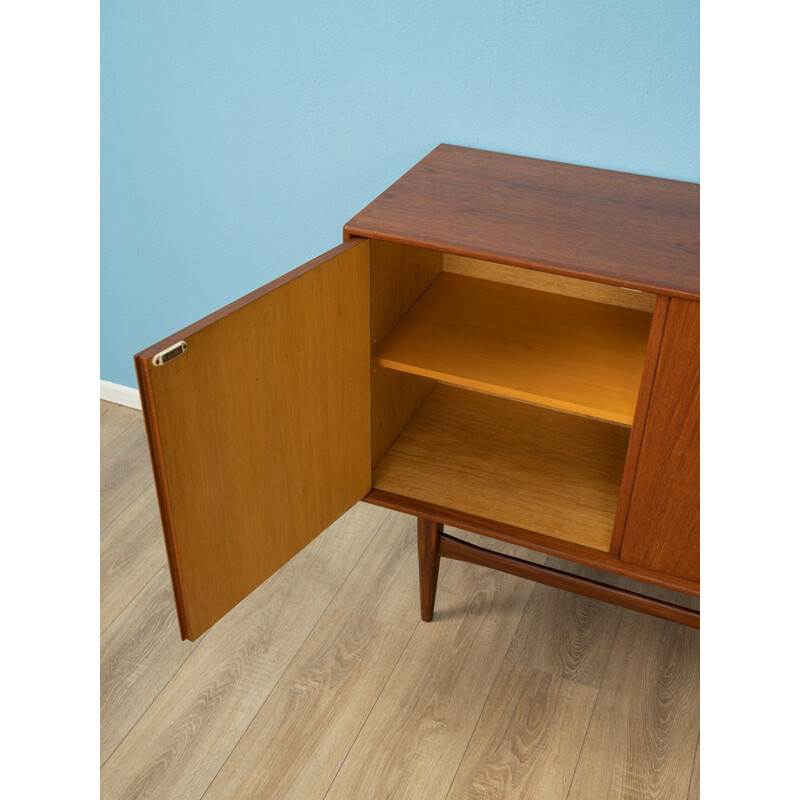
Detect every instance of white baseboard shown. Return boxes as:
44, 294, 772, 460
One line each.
101, 379, 142, 410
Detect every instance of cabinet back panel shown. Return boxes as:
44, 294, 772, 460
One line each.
443, 254, 657, 313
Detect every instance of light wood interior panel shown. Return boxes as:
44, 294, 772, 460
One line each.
370, 367, 435, 468
372, 384, 630, 552
370, 239, 442, 341
444, 254, 657, 312
609, 294, 670, 554
370, 240, 441, 466
139, 241, 371, 640
373, 273, 652, 426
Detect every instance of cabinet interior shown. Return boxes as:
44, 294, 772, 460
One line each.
368, 241, 657, 553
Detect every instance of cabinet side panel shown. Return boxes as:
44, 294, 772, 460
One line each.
370, 241, 440, 467
619, 298, 699, 583
610, 295, 670, 554
370, 240, 442, 341
371, 368, 436, 469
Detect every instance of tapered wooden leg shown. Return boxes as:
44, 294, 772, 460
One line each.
417, 518, 443, 622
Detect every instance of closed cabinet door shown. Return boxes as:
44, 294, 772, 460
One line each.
619, 298, 699, 583
135, 239, 371, 640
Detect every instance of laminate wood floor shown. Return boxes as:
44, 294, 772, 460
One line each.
100, 400, 699, 799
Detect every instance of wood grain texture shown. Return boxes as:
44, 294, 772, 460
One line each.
374, 273, 653, 425
620, 299, 700, 582
370, 366, 436, 469
135, 239, 371, 640
440, 533, 698, 627
100, 502, 379, 800
324, 533, 536, 800
566, 612, 700, 800
443, 254, 657, 313
345, 144, 699, 298
100, 400, 141, 450
100, 412, 153, 530
449, 666, 598, 799
610, 294, 670, 555
369, 240, 440, 467
507, 555, 623, 685
100, 567, 198, 764
447, 560, 620, 800
687, 738, 700, 800
100, 485, 165, 632
369, 238, 442, 342
372, 385, 630, 552
203, 509, 422, 800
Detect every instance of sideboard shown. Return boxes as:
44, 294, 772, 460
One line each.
135, 144, 699, 641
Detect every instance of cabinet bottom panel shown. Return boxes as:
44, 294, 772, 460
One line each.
371, 384, 629, 553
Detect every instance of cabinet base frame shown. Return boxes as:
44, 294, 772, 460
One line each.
367, 489, 699, 597
416, 517, 699, 629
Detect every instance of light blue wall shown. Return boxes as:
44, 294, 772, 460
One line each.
102, 1, 698, 388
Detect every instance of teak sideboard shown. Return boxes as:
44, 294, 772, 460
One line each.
135, 145, 700, 642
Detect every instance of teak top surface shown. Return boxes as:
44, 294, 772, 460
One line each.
345, 145, 699, 299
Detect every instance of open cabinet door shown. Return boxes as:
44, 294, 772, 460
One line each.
135, 239, 371, 640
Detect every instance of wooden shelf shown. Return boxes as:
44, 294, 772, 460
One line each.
372, 385, 630, 553
373, 273, 652, 425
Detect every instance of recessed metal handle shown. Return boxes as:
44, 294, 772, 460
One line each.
152, 341, 187, 366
